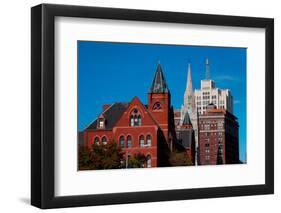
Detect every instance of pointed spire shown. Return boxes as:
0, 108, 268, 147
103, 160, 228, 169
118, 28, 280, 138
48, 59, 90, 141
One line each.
149, 63, 169, 93
186, 63, 193, 93
182, 63, 195, 116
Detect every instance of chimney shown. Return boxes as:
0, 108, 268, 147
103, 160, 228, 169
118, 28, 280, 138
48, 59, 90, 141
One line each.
103, 104, 111, 112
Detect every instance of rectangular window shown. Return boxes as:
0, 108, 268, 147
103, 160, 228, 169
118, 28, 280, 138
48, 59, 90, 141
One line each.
99, 121, 104, 128
218, 122, 224, 129
204, 124, 210, 130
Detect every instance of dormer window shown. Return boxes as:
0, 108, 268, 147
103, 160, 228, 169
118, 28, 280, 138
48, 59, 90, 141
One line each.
97, 114, 105, 129
99, 121, 104, 128
130, 108, 142, 126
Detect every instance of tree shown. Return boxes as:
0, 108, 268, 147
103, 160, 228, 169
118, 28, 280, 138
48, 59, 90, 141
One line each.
168, 150, 193, 166
126, 152, 147, 168
78, 140, 124, 170
78, 144, 92, 170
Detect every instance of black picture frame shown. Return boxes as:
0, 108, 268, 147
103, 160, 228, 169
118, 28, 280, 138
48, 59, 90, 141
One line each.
31, 3, 274, 209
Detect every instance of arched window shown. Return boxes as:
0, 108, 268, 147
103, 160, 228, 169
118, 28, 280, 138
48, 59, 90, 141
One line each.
101, 136, 107, 145
94, 137, 99, 145
147, 155, 152, 168
153, 102, 162, 110
137, 115, 142, 126
130, 115, 134, 126
127, 135, 132, 148
119, 136, 125, 148
139, 135, 145, 147
130, 108, 142, 126
146, 135, 152, 147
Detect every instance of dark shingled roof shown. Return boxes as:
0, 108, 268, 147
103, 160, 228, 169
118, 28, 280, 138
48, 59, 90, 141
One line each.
86, 102, 128, 130
149, 63, 169, 93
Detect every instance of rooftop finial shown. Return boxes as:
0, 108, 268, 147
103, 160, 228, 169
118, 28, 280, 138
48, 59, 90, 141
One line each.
205, 58, 210, 80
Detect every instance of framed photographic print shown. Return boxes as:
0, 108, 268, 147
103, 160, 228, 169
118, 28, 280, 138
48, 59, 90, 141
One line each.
31, 3, 274, 209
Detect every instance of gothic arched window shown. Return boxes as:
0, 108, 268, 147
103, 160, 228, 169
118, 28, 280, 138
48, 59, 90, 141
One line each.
146, 135, 152, 147
94, 137, 99, 145
127, 135, 132, 148
130, 115, 134, 126
137, 115, 142, 126
139, 135, 145, 147
119, 136, 125, 148
130, 108, 142, 126
101, 136, 107, 145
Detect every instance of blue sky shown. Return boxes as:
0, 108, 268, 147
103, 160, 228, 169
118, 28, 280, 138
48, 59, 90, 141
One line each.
78, 41, 247, 162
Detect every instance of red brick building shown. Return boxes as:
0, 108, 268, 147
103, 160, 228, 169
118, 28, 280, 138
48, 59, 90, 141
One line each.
83, 64, 176, 168
198, 104, 239, 165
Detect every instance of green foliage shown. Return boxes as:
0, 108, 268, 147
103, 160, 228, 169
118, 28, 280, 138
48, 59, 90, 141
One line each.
127, 152, 147, 168
78, 141, 124, 170
78, 145, 92, 170
168, 150, 193, 166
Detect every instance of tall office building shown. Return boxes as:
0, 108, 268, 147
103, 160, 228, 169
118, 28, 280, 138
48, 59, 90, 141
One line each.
194, 59, 233, 115
198, 104, 239, 165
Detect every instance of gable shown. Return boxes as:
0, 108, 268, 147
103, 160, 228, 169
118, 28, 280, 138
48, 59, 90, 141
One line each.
115, 96, 159, 127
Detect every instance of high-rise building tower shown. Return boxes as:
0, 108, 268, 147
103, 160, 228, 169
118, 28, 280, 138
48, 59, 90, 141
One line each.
198, 104, 239, 165
194, 58, 233, 115
176, 59, 237, 165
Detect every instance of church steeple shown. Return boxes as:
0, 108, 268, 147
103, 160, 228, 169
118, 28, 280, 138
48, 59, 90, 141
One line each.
149, 63, 169, 94
183, 63, 194, 112
186, 63, 193, 94
148, 62, 171, 144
